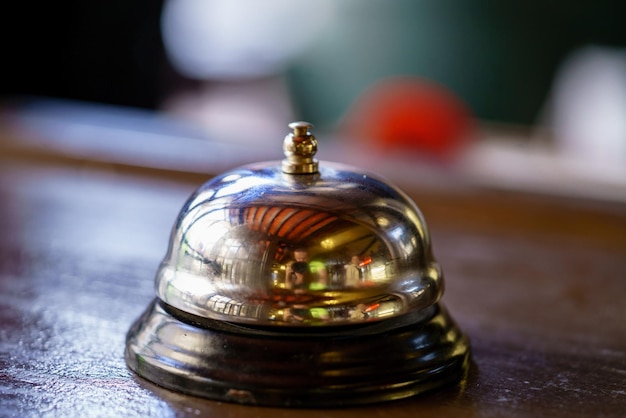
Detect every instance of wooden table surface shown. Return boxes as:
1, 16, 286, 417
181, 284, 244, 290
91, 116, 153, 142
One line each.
1, 101, 625, 417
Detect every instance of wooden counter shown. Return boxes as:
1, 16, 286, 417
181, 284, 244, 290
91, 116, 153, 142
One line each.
1, 102, 624, 417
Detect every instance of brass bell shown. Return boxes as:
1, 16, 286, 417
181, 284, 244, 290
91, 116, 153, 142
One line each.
125, 121, 470, 407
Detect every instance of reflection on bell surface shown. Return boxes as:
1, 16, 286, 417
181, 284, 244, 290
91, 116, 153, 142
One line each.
125, 121, 470, 407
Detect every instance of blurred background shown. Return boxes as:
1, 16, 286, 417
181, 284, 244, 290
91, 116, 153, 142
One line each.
1, 0, 626, 200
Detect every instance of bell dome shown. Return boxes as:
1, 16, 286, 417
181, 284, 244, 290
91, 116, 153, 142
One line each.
156, 154, 443, 326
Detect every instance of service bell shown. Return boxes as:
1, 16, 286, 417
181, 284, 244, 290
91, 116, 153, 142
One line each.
125, 122, 470, 407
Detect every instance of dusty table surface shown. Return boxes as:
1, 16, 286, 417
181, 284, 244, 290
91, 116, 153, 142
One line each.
1, 107, 625, 417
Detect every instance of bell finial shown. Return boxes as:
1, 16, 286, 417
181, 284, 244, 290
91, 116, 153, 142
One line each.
282, 121, 318, 174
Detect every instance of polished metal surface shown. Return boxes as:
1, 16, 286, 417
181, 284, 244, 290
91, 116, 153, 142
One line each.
126, 121, 469, 406
155, 123, 443, 326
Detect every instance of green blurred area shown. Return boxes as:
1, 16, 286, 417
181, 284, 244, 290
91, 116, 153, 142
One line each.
287, 1, 626, 128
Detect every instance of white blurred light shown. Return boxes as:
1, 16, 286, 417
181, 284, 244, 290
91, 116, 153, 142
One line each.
161, 0, 335, 80
549, 46, 626, 166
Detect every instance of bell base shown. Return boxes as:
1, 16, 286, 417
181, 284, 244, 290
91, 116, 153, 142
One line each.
125, 300, 470, 407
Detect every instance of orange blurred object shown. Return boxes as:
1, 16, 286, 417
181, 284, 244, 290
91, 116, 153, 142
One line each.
340, 77, 475, 160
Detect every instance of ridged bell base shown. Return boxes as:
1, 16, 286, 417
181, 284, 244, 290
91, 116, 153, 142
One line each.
125, 300, 470, 407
